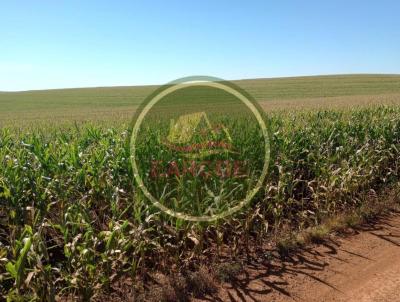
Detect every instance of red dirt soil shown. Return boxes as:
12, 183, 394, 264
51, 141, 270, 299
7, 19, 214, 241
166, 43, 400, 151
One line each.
199, 213, 400, 302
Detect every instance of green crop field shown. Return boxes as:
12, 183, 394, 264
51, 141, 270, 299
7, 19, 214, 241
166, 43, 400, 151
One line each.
1, 74, 400, 125
1, 74, 400, 301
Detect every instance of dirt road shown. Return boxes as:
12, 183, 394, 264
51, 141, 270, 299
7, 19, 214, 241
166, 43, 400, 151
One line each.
211, 213, 400, 302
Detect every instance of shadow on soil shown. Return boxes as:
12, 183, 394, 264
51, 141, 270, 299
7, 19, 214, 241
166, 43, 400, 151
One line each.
198, 212, 400, 302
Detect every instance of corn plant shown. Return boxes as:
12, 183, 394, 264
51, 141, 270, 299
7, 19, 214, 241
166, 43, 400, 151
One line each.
0, 106, 399, 300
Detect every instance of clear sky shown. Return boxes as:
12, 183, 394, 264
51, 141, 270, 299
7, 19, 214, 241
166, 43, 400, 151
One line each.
1, 0, 399, 91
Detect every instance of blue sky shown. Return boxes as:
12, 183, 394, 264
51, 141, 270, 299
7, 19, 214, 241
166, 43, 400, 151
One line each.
1, 0, 399, 91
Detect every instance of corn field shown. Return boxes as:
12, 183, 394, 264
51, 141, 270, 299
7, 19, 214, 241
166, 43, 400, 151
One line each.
1, 106, 400, 300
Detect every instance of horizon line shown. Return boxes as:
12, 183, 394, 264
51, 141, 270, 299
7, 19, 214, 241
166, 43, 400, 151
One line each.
1, 72, 400, 93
